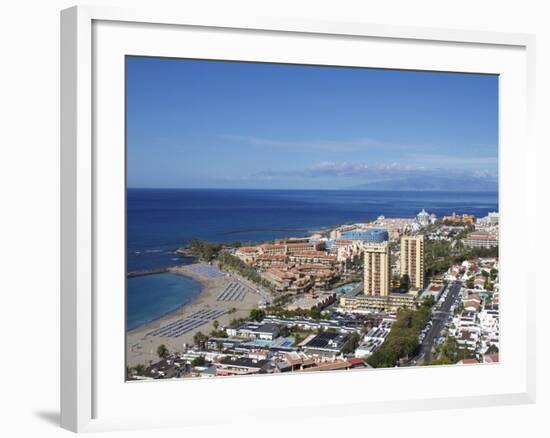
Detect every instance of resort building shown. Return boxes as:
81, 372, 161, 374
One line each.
371, 216, 417, 239
462, 231, 498, 248
340, 228, 389, 244
215, 356, 270, 376
288, 251, 336, 266
339, 291, 416, 312
364, 242, 391, 297
286, 242, 323, 254
337, 241, 415, 311
260, 243, 287, 256
488, 212, 499, 223
442, 212, 476, 224
339, 289, 416, 312
300, 332, 350, 358
400, 235, 425, 289
416, 208, 431, 227
261, 268, 313, 294
225, 322, 280, 340
234, 246, 260, 264
255, 254, 288, 268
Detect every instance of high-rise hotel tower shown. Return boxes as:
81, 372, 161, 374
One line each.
363, 242, 391, 297
400, 235, 425, 289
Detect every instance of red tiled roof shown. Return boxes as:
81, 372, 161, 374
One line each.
261, 244, 286, 250
296, 263, 332, 270
238, 247, 259, 253
257, 255, 287, 261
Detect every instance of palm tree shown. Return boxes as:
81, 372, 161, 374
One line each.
156, 344, 169, 359
193, 331, 208, 349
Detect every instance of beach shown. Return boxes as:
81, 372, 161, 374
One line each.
126, 262, 266, 368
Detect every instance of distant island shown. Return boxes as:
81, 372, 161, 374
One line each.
349, 174, 498, 192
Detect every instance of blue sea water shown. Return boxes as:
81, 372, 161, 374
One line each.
127, 273, 202, 330
127, 188, 498, 271
126, 188, 498, 328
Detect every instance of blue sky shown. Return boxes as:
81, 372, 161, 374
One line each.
126, 57, 498, 191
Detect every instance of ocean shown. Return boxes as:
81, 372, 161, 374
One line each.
127, 273, 202, 331
126, 188, 498, 329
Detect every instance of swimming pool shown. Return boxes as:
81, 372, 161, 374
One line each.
250, 339, 272, 346
332, 283, 359, 293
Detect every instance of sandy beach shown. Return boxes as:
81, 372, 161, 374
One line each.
126, 263, 266, 368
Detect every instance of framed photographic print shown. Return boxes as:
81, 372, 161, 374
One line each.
61, 5, 536, 433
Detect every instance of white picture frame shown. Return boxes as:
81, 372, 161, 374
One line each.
60, 4, 537, 433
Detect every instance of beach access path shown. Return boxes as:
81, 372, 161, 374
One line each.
126, 262, 267, 368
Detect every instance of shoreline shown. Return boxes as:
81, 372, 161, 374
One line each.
126, 264, 213, 335
126, 287, 200, 334
126, 262, 265, 367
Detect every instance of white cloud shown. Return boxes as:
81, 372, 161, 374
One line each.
222, 135, 436, 153
252, 160, 498, 190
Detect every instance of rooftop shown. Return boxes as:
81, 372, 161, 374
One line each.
217, 356, 269, 369
302, 332, 349, 351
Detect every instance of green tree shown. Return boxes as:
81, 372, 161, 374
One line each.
209, 327, 228, 338
186, 240, 223, 261
421, 295, 436, 308
249, 308, 266, 322
308, 307, 323, 320
191, 356, 206, 367
193, 331, 208, 349
217, 252, 276, 293
213, 320, 219, 330
342, 332, 361, 354
229, 317, 245, 327
156, 344, 169, 359
367, 307, 431, 368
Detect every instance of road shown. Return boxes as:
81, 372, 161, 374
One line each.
416, 280, 463, 363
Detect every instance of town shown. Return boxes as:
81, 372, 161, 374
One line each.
127, 209, 499, 380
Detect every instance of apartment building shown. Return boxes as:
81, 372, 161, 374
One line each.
400, 235, 425, 289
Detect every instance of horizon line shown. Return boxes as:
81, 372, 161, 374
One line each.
126, 186, 499, 193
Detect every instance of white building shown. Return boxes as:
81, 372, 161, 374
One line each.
416, 208, 430, 227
